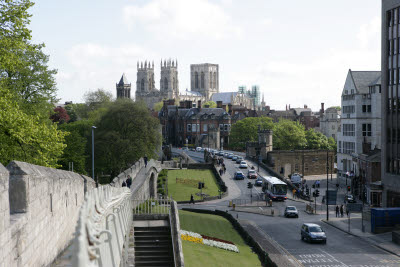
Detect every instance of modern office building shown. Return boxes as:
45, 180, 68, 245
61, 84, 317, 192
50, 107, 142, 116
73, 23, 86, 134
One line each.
251, 85, 261, 106
382, 0, 400, 207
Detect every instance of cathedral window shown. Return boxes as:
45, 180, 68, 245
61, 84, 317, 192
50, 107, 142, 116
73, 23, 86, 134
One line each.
173, 77, 176, 91
210, 71, 213, 88
195, 72, 199, 88
213, 72, 217, 89
141, 79, 145, 91
201, 72, 205, 89
149, 78, 152, 90
164, 77, 168, 90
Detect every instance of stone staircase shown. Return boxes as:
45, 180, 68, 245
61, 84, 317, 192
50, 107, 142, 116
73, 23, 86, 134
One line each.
133, 221, 174, 267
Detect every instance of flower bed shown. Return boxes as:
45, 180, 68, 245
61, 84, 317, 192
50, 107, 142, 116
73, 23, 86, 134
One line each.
181, 229, 239, 253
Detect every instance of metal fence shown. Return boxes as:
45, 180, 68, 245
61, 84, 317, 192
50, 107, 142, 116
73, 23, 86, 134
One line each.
132, 197, 172, 215
72, 185, 132, 267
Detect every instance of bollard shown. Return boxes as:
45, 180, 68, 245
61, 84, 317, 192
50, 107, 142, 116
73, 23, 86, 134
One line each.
232, 203, 236, 210
269, 200, 272, 207
229, 200, 232, 207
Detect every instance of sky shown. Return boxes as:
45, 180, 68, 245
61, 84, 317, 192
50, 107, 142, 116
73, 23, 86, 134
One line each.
29, 0, 381, 111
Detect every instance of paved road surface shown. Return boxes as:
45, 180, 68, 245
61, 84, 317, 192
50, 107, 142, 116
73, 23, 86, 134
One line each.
179, 149, 400, 267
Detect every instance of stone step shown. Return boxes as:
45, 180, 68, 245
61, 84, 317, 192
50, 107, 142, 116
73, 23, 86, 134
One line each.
134, 226, 170, 232
134, 240, 171, 247
135, 235, 171, 241
135, 255, 173, 261
135, 231, 171, 236
134, 246, 172, 252
135, 260, 174, 267
135, 249, 172, 256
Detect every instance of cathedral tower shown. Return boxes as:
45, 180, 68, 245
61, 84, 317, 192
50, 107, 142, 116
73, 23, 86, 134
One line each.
116, 73, 131, 99
190, 63, 219, 101
135, 60, 155, 99
160, 59, 179, 99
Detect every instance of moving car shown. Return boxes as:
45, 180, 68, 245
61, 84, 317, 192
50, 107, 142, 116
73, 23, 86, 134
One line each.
344, 194, 356, 203
224, 152, 229, 158
236, 156, 243, 164
301, 223, 326, 243
234, 171, 245, 180
239, 161, 248, 169
227, 153, 234, 159
232, 156, 238, 161
290, 173, 302, 186
248, 170, 257, 179
196, 147, 202, 152
284, 206, 299, 218
255, 177, 263, 186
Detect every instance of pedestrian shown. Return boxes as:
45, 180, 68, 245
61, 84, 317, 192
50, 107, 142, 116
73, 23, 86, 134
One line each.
292, 189, 296, 199
340, 205, 344, 217
346, 208, 349, 217
305, 184, 308, 189
223, 166, 226, 174
190, 194, 195, 204
144, 156, 148, 167
335, 205, 339, 217
296, 190, 300, 199
126, 176, 132, 188
219, 168, 223, 176
122, 180, 127, 187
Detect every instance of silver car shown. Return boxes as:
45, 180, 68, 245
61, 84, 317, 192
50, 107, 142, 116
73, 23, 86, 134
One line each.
284, 206, 298, 218
301, 223, 326, 244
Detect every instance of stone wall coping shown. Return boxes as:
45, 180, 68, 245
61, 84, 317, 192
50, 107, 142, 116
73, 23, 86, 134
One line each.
0, 163, 8, 175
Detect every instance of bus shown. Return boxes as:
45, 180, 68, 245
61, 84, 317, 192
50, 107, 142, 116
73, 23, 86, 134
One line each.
261, 176, 287, 201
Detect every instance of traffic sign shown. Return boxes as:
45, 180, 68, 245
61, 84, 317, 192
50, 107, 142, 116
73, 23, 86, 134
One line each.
326, 190, 337, 205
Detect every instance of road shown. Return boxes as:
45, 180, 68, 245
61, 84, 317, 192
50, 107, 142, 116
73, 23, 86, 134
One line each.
176, 148, 400, 267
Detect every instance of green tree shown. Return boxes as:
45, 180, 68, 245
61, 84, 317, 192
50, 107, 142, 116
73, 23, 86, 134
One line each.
94, 99, 161, 178
273, 120, 307, 150
305, 128, 329, 149
229, 117, 274, 150
202, 101, 217, 108
329, 106, 341, 111
65, 104, 78, 122
153, 101, 164, 112
0, 86, 67, 167
328, 137, 337, 151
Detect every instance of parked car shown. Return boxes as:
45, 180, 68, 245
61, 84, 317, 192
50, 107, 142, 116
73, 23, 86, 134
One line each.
224, 152, 229, 158
255, 177, 263, 186
234, 171, 245, 180
236, 156, 243, 164
248, 170, 257, 179
301, 223, 326, 243
218, 151, 224, 156
232, 156, 238, 161
196, 147, 202, 152
239, 161, 248, 169
290, 173, 302, 186
344, 194, 356, 203
227, 153, 234, 159
284, 206, 299, 218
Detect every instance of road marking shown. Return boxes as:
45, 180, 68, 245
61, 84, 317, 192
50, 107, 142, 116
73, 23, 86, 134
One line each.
318, 249, 348, 267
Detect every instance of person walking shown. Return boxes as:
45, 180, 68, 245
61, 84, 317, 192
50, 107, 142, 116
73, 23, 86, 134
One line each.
144, 156, 148, 168
340, 205, 344, 217
190, 194, 195, 204
126, 177, 132, 188
292, 189, 297, 199
219, 168, 223, 176
335, 205, 340, 217
122, 180, 127, 187
223, 166, 226, 174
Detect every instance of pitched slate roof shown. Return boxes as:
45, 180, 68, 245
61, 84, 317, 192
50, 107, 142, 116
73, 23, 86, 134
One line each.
118, 73, 129, 85
350, 71, 381, 94
211, 92, 238, 104
181, 89, 203, 96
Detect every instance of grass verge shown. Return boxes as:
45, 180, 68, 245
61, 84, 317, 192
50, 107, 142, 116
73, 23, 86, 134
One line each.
179, 210, 262, 267
167, 169, 219, 201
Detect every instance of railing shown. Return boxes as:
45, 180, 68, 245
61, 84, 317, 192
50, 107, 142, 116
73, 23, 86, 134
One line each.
72, 185, 132, 267
132, 197, 172, 215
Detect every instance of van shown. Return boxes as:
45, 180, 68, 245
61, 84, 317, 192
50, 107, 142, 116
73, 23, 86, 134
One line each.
196, 147, 202, 152
290, 173, 302, 185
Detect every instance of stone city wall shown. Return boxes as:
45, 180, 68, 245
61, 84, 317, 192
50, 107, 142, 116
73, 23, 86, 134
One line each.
0, 161, 95, 267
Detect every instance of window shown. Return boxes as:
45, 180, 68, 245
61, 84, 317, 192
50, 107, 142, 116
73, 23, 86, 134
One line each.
367, 105, 371, 112
343, 124, 355, 136
295, 164, 299, 171
203, 124, 208, 132
343, 142, 355, 154
343, 106, 355, 114
195, 72, 199, 88
219, 124, 224, 131
338, 141, 342, 153
164, 77, 168, 90
201, 72, 205, 89
187, 124, 192, 132
224, 124, 228, 131
362, 123, 372, 136
362, 105, 372, 113
197, 124, 200, 132
332, 125, 335, 130
141, 79, 145, 91
192, 124, 197, 132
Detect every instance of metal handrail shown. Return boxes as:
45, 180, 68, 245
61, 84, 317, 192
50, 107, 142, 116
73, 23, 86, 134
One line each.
169, 207, 177, 267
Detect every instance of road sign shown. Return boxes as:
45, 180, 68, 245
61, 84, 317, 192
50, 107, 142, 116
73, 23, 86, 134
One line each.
346, 203, 363, 212
326, 190, 337, 205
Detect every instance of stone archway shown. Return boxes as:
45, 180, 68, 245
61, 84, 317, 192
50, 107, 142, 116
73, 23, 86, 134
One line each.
149, 172, 155, 198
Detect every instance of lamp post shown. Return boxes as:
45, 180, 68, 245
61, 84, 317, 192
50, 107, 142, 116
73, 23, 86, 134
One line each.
92, 126, 97, 187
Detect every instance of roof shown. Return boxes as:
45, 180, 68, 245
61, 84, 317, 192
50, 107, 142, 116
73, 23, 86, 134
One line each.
291, 108, 311, 116
211, 92, 238, 104
350, 70, 381, 94
181, 89, 203, 96
369, 75, 381, 86
118, 73, 129, 85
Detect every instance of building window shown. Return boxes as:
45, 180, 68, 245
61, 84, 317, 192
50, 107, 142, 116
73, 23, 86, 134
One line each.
203, 124, 208, 132
141, 79, 145, 91
201, 72, 205, 89
197, 124, 200, 132
362, 105, 372, 113
224, 124, 228, 131
343, 142, 355, 154
343, 124, 355, 136
343, 106, 355, 114
195, 72, 199, 88
295, 164, 299, 172
187, 124, 192, 132
219, 124, 223, 131
192, 124, 197, 132
362, 123, 372, 136
338, 141, 342, 153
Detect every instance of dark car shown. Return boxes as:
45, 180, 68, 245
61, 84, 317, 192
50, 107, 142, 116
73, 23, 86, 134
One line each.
284, 206, 299, 218
234, 171, 245, 180
301, 223, 327, 244
255, 177, 263, 186
248, 170, 257, 179
344, 194, 356, 203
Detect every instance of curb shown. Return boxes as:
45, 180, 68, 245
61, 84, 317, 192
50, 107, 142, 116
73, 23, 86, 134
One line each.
321, 220, 400, 258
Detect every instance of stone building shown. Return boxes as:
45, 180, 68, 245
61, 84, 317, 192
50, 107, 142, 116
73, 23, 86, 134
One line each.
266, 150, 335, 178
336, 69, 381, 183
246, 128, 273, 159
319, 103, 341, 140
190, 63, 219, 101
159, 100, 231, 147
381, 0, 400, 207
211, 92, 254, 110
116, 73, 131, 99
135, 59, 179, 109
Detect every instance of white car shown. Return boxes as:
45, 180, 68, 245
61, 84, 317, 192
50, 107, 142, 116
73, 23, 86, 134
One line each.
239, 161, 248, 169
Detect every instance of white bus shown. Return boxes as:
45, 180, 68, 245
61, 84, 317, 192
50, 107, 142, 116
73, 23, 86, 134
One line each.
261, 176, 287, 201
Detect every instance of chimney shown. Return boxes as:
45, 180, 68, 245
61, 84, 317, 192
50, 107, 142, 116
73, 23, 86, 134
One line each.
217, 101, 223, 108
321, 103, 325, 114
187, 100, 193, 109
228, 104, 232, 114
286, 104, 288, 111
180, 101, 185, 108
222, 104, 227, 111
289, 104, 291, 109
304, 104, 308, 109
168, 99, 175, 106
198, 100, 202, 109
205, 104, 210, 108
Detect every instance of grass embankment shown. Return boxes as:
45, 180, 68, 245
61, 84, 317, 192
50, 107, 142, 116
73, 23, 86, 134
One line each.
165, 169, 219, 201
179, 210, 262, 267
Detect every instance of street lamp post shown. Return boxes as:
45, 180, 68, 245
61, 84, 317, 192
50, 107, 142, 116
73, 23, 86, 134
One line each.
92, 126, 97, 187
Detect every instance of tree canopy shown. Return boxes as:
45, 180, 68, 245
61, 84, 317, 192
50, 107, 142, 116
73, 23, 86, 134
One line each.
202, 101, 217, 108
273, 119, 307, 150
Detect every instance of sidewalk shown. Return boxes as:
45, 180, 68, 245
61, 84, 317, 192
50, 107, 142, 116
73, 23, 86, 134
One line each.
322, 214, 400, 257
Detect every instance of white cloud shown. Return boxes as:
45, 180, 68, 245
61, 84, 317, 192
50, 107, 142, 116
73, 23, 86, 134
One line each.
357, 16, 380, 50
123, 0, 241, 40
